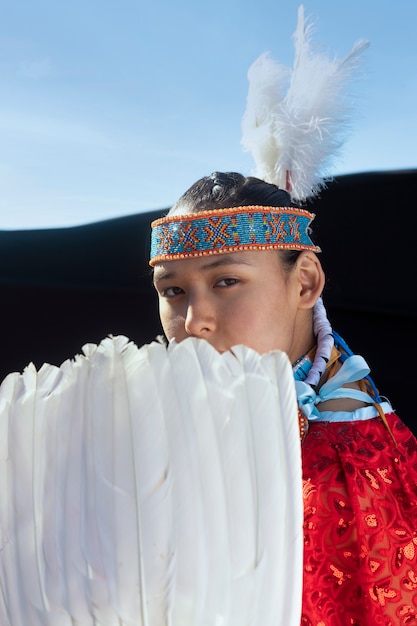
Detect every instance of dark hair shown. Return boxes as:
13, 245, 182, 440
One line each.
169, 171, 307, 269
170, 171, 297, 213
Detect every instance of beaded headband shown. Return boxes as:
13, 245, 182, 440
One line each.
149, 206, 320, 266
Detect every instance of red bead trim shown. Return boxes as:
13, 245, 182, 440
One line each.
298, 407, 309, 442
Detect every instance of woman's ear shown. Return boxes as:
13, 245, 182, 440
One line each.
296, 252, 325, 308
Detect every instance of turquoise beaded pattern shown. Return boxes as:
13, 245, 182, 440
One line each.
150, 206, 320, 266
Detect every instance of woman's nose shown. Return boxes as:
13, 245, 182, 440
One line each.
184, 294, 216, 338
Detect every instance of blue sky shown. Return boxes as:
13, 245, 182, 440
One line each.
1, 0, 416, 229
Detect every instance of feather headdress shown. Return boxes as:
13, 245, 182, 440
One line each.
241, 5, 369, 201
0, 336, 303, 626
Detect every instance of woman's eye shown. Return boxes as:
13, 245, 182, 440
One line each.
162, 286, 184, 298
216, 277, 239, 287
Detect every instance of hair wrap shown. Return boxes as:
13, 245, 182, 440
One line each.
306, 297, 335, 388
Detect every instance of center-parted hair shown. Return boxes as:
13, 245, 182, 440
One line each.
169, 172, 297, 215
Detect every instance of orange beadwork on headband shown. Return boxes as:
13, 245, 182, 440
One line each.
149, 206, 320, 266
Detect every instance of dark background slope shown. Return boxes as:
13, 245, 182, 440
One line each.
1, 170, 416, 430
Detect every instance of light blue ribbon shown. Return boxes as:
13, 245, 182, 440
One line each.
295, 354, 387, 422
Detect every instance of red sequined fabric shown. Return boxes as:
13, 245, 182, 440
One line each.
302, 413, 417, 625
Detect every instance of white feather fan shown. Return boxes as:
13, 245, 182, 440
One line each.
0, 336, 303, 626
241, 5, 369, 201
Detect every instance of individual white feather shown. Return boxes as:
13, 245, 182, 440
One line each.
241, 4, 368, 200
229, 345, 303, 625
122, 339, 176, 626
0, 363, 73, 626
7, 365, 50, 625
87, 336, 175, 626
260, 349, 303, 625
40, 350, 98, 625
196, 344, 260, 625
241, 52, 289, 188
0, 335, 303, 626
0, 370, 31, 626
85, 337, 143, 624
165, 338, 234, 625
144, 337, 224, 626
48, 348, 100, 624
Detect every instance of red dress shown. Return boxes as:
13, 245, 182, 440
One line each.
301, 412, 417, 625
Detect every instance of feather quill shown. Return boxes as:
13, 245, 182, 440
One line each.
241, 4, 368, 200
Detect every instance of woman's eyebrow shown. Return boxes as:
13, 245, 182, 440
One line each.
154, 256, 252, 283
199, 257, 253, 271
153, 270, 176, 283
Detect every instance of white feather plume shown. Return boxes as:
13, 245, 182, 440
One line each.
241, 4, 369, 201
0, 336, 303, 626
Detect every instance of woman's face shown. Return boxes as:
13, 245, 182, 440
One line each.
153, 249, 315, 362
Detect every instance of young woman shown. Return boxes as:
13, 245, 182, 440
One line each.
150, 171, 417, 625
